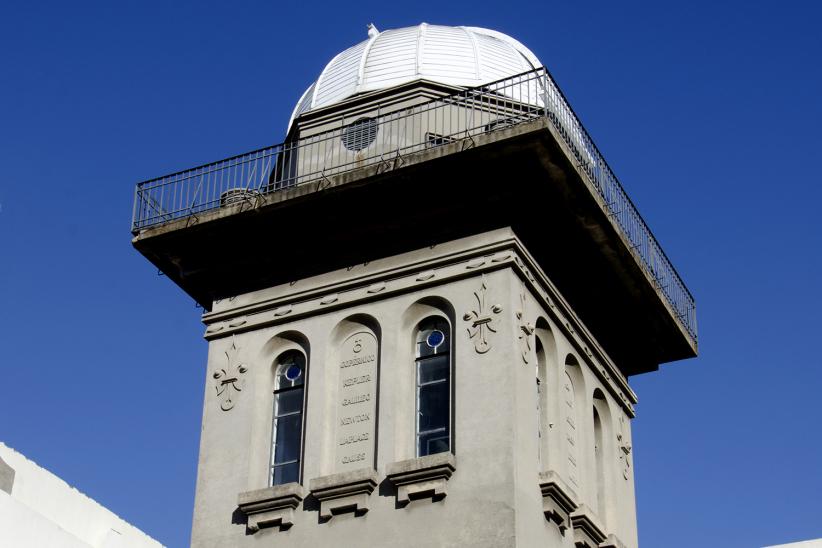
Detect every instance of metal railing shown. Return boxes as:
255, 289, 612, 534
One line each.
132, 67, 697, 344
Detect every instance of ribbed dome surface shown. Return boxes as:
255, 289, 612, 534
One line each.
290, 24, 541, 127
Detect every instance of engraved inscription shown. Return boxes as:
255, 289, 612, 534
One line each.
335, 331, 378, 472
342, 393, 371, 406
340, 354, 375, 368
339, 433, 370, 445
343, 374, 372, 387
339, 413, 371, 426
563, 371, 579, 486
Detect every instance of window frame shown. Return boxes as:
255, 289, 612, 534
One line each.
414, 316, 453, 458
269, 350, 307, 486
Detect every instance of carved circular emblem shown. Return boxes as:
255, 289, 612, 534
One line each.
353, 339, 363, 353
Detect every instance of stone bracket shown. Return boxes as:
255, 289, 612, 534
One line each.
237, 482, 304, 533
309, 468, 378, 520
538, 470, 578, 533
386, 452, 456, 506
570, 504, 607, 548
600, 533, 628, 548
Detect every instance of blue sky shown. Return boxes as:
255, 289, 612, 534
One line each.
1, 1, 820, 546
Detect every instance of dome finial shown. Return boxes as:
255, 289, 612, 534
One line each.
367, 23, 379, 38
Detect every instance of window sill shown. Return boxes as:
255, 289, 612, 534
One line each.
386, 452, 456, 506
308, 468, 378, 520
538, 470, 577, 533
236, 482, 304, 533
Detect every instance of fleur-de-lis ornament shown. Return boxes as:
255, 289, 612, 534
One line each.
463, 275, 503, 354
212, 338, 248, 411
617, 417, 632, 480
516, 291, 535, 363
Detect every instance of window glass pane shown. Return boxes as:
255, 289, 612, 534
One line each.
275, 388, 303, 416
418, 381, 449, 431
276, 353, 305, 390
271, 461, 300, 485
416, 321, 450, 358
418, 355, 449, 384
418, 430, 450, 457
273, 413, 302, 464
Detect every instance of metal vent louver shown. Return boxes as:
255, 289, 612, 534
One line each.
341, 117, 378, 151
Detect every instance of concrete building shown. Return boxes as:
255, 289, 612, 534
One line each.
0, 442, 163, 548
132, 24, 697, 547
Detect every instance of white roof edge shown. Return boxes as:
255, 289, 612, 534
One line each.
465, 26, 542, 69
287, 81, 316, 134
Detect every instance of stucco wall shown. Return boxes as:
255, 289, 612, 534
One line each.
191, 229, 638, 548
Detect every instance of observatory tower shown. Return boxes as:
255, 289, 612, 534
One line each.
132, 23, 697, 548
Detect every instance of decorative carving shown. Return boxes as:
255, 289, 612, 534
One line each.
274, 305, 292, 317
228, 317, 247, 328
491, 251, 512, 262
205, 323, 224, 334
336, 331, 378, 473
320, 293, 339, 305
465, 258, 486, 269
416, 270, 436, 282
516, 291, 535, 364
366, 282, 386, 294
463, 275, 503, 354
617, 416, 632, 480
212, 338, 248, 411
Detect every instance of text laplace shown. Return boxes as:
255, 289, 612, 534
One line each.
338, 432, 370, 445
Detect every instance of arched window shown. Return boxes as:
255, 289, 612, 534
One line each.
593, 406, 605, 517
592, 390, 611, 523
535, 338, 546, 466
415, 317, 451, 457
563, 361, 579, 488
270, 351, 306, 485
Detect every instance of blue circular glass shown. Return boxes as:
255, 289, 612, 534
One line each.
284, 364, 302, 382
426, 330, 445, 348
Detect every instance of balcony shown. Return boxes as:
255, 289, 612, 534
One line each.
132, 68, 696, 370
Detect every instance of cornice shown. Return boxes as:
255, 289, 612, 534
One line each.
201, 232, 637, 413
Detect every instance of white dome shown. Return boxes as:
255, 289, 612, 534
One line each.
289, 23, 542, 128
